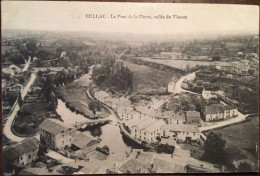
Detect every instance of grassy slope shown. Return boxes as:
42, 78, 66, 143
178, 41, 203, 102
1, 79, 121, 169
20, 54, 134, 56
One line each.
122, 60, 176, 92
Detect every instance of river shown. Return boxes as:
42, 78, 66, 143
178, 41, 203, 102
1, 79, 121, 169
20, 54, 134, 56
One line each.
56, 99, 142, 155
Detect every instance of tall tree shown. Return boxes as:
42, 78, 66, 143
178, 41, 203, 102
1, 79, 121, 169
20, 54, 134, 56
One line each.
203, 132, 228, 165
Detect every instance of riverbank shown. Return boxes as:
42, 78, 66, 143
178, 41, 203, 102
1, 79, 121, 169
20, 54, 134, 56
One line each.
55, 67, 110, 119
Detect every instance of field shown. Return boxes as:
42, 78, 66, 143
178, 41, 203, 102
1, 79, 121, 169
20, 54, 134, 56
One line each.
122, 60, 176, 92
211, 116, 259, 167
140, 57, 210, 71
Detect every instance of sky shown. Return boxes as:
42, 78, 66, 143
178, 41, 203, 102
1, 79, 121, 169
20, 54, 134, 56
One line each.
2, 1, 259, 36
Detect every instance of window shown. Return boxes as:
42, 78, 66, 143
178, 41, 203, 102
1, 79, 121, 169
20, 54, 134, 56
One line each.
69, 132, 72, 136
62, 134, 65, 138
28, 154, 31, 159
20, 156, 23, 161
144, 137, 146, 140
144, 132, 146, 135
193, 132, 196, 136
135, 129, 137, 133
187, 132, 189, 135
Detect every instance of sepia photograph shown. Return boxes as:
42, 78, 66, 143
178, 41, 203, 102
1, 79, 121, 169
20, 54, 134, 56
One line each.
1, 1, 259, 175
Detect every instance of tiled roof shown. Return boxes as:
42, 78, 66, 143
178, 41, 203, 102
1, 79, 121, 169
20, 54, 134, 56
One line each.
72, 133, 99, 149
129, 118, 165, 132
165, 124, 200, 133
3, 137, 38, 162
39, 118, 71, 135
152, 158, 185, 173
119, 158, 142, 173
205, 104, 237, 114
145, 120, 165, 132
171, 113, 186, 121
186, 111, 200, 120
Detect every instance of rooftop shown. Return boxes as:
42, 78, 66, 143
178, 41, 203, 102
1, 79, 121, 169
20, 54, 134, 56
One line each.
186, 111, 200, 120
3, 137, 38, 162
205, 104, 237, 114
72, 132, 99, 149
39, 118, 72, 135
165, 124, 200, 133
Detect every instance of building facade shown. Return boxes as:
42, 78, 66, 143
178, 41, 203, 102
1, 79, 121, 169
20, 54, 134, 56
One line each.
3, 137, 38, 168
39, 118, 77, 150
204, 104, 238, 122
126, 118, 166, 143
163, 124, 201, 142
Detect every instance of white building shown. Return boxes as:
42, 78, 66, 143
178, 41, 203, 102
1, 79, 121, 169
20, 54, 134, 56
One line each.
168, 113, 186, 125
39, 118, 77, 150
163, 124, 201, 142
202, 89, 218, 100
204, 104, 238, 122
125, 118, 166, 143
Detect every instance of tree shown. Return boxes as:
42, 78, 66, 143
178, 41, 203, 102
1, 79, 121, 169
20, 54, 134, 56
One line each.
212, 56, 221, 61
18, 93, 23, 107
89, 101, 101, 116
238, 162, 252, 172
203, 132, 228, 165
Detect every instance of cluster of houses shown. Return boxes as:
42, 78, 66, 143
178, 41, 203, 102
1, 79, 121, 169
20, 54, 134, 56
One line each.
122, 108, 203, 144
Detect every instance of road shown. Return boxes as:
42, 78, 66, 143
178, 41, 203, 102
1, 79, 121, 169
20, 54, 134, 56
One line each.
199, 111, 248, 132
22, 56, 31, 72
171, 70, 249, 132
3, 73, 37, 142
173, 70, 199, 94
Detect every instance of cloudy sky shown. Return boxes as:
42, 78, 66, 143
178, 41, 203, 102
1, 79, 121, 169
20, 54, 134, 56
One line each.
2, 1, 259, 35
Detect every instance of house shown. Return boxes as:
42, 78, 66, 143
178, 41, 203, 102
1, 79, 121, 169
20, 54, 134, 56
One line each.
126, 117, 166, 143
168, 113, 186, 125
151, 158, 185, 173
202, 89, 218, 100
203, 104, 238, 122
39, 118, 77, 150
159, 138, 176, 154
71, 133, 99, 151
185, 111, 201, 126
163, 124, 201, 142
119, 153, 154, 173
3, 137, 38, 168
168, 82, 175, 93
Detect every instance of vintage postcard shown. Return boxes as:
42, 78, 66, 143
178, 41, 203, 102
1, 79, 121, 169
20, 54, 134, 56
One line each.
1, 1, 259, 175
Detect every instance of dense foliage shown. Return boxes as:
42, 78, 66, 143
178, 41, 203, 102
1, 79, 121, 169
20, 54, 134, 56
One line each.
92, 58, 133, 91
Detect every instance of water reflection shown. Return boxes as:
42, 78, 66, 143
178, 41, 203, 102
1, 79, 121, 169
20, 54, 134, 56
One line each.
57, 99, 143, 154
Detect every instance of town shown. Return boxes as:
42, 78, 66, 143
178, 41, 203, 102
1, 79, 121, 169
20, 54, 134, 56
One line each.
2, 28, 258, 175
